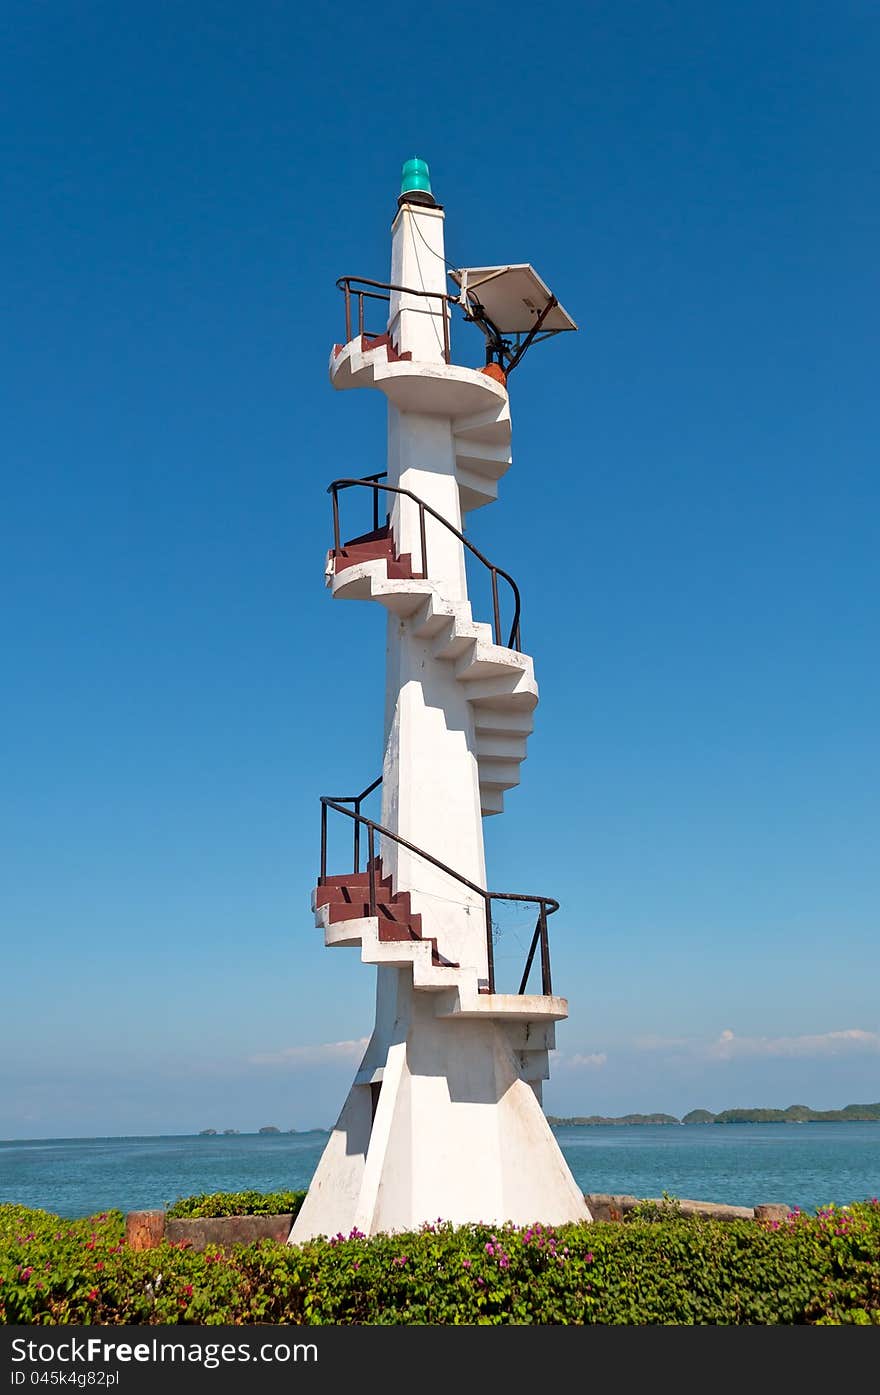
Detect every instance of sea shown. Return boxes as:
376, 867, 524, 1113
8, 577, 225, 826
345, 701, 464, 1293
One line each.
2, 1123, 879, 1219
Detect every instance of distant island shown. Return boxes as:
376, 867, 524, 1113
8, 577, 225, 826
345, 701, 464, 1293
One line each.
197, 1125, 330, 1136
549, 1113, 680, 1127
549, 1102, 880, 1126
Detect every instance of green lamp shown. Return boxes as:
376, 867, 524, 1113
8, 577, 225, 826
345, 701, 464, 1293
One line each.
399, 157, 435, 207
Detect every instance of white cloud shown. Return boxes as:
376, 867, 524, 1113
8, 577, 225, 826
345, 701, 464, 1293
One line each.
709, 1028, 880, 1061
248, 1038, 369, 1068
632, 1027, 880, 1062
556, 1051, 607, 1071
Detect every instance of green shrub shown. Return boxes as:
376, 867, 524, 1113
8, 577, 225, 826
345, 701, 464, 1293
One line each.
2, 1200, 878, 1325
627, 1190, 683, 1222
166, 1190, 307, 1219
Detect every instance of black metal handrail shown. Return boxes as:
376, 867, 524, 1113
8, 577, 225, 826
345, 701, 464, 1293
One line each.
319, 782, 556, 996
338, 471, 388, 535
328, 477, 522, 652
321, 773, 383, 879
337, 276, 454, 365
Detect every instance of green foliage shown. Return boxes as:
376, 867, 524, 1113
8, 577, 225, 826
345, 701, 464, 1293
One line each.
2, 1199, 879, 1325
550, 1102, 880, 1126
628, 1190, 683, 1221
713, 1103, 880, 1125
165, 1190, 307, 1219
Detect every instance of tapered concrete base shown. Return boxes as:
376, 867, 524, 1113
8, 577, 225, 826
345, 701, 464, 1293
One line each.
289, 987, 590, 1242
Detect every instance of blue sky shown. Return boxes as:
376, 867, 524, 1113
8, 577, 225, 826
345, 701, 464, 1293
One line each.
1, 1, 878, 1138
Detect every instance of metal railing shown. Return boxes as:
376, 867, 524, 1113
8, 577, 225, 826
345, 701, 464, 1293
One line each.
337, 276, 454, 365
319, 779, 556, 996
328, 476, 522, 651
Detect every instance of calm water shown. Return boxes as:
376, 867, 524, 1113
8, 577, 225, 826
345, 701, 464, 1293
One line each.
1, 1124, 878, 1219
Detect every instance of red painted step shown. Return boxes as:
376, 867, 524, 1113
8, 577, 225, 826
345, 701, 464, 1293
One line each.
333, 550, 396, 575
333, 333, 413, 364
315, 883, 393, 909
343, 525, 392, 548
315, 860, 457, 969
386, 556, 415, 578
339, 538, 393, 553
319, 869, 393, 891
360, 332, 412, 363
325, 900, 414, 926
330, 522, 418, 580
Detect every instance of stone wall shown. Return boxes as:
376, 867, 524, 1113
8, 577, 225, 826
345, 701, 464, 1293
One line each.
125, 1211, 293, 1252
585, 1194, 790, 1223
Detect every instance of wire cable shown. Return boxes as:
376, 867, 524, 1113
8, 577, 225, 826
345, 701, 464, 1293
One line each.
410, 206, 459, 273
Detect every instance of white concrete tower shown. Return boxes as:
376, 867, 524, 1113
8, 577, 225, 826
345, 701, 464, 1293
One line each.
291, 160, 590, 1241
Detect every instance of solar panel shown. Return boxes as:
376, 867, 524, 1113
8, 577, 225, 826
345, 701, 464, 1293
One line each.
449, 265, 577, 335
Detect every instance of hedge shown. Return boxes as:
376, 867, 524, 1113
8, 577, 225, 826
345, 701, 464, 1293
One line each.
1, 1199, 878, 1325
165, 1190, 307, 1219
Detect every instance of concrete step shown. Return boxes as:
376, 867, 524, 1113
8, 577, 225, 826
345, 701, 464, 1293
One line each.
430, 622, 482, 662
474, 733, 529, 761
314, 894, 558, 1015
409, 593, 465, 639
474, 757, 522, 792
323, 901, 452, 970
454, 643, 529, 682
316, 859, 459, 970
463, 672, 538, 707
473, 707, 535, 738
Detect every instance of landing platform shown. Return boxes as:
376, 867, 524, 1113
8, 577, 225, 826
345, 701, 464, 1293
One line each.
330, 336, 508, 417
434, 991, 569, 1024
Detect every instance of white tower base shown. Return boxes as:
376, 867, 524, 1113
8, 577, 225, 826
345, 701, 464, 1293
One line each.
290, 979, 590, 1242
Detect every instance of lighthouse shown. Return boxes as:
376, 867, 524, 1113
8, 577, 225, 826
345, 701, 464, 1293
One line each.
290, 160, 591, 1240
